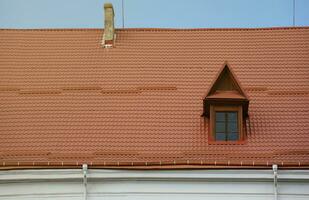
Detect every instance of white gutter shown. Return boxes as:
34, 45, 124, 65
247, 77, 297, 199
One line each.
82, 164, 88, 200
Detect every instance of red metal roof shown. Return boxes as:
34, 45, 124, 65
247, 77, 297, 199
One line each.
0, 27, 309, 169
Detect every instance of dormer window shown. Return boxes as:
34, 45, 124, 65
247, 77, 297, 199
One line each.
210, 105, 243, 142
215, 111, 238, 141
203, 62, 249, 144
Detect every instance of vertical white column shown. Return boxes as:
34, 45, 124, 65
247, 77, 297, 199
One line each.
273, 164, 278, 200
82, 164, 88, 200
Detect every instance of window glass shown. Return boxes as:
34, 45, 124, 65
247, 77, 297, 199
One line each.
227, 132, 238, 141
227, 123, 237, 132
216, 132, 226, 141
227, 112, 237, 121
215, 111, 239, 141
215, 112, 225, 122
216, 122, 225, 132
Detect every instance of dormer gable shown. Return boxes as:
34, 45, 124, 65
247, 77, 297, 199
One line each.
203, 62, 249, 118
206, 63, 248, 98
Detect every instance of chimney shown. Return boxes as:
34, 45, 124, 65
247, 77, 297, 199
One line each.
102, 3, 115, 47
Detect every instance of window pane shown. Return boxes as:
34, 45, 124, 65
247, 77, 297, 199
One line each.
227, 122, 238, 132
216, 112, 225, 122
216, 122, 225, 133
216, 132, 226, 141
214, 110, 240, 142
227, 132, 239, 141
227, 112, 237, 121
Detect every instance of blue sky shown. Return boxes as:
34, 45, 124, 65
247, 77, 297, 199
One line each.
0, 0, 308, 28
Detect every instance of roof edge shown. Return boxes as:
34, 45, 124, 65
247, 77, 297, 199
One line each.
1, 160, 308, 170
1, 26, 309, 32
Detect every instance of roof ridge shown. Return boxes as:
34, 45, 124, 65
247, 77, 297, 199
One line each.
1, 26, 309, 32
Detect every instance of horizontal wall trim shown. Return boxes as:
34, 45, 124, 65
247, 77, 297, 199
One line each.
1, 169, 309, 183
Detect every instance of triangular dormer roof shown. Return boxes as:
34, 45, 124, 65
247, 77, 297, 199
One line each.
203, 62, 249, 117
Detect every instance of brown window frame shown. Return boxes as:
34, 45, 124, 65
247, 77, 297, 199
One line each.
209, 105, 244, 144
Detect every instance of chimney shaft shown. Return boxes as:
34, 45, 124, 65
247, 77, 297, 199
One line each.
103, 3, 115, 47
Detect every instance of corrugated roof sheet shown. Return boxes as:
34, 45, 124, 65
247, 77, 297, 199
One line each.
0, 27, 309, 169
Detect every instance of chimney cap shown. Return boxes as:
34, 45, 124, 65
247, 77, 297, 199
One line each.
104, 3, 113, 9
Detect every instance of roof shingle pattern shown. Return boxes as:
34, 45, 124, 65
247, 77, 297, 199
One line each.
0, 27, 309, 168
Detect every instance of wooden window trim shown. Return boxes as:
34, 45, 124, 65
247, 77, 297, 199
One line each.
208, 105, 245, 144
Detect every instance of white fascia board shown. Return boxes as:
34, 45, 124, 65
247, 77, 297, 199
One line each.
0, 169, 309, 183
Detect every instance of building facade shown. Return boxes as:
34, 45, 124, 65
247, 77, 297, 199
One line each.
0, 3, 309, 200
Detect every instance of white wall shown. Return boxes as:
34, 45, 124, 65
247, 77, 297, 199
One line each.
0, 169, 309, 200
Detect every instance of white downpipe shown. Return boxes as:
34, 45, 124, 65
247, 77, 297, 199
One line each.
273, 164, 278, 200
82, 164, 88, 200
